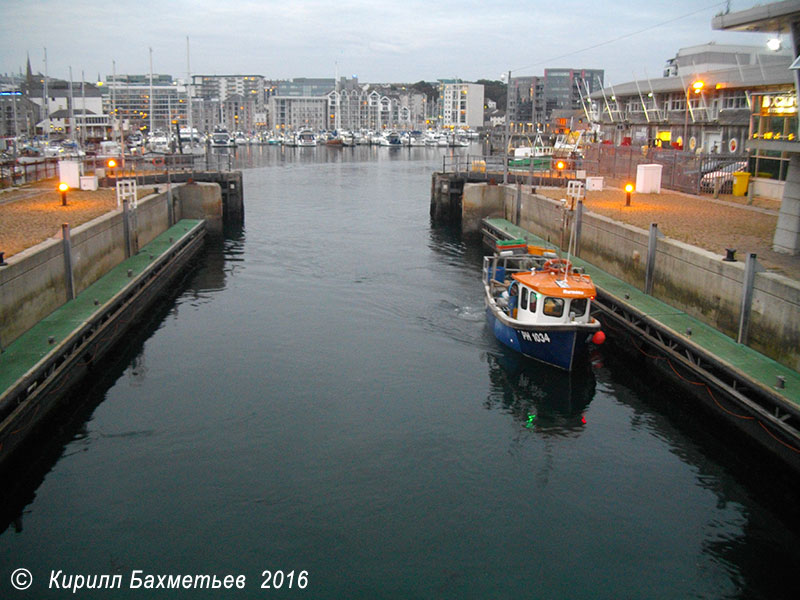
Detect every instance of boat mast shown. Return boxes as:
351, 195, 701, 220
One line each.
111, 60, 117, 146
334, 62, 340, 132
81, 69, 86, 147
149, 47, 154, 136
186, 36, 194, 146
43, 47, 49, 143
68, 66, 75, 140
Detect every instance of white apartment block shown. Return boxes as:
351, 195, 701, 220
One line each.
439, 82, 484, 129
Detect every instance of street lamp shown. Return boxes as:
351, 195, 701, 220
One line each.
58, 182, 69, 206
625, 182, 634, 206
683, 80, 704, 151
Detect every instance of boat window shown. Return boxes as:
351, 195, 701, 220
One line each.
520, 287, 528, 310
529, 292, 537, 313
569, 298, 588, 318
543, 297, 564, 318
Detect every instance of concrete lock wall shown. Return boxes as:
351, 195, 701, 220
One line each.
471, 184, 800, 370
0, 238, 71, 347
69, 210, 128, 299
176, 182, 222, 232
462, 183, 505, 233
0, 184, 221, 348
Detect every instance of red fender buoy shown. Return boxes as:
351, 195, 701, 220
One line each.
592, 330, 606, 345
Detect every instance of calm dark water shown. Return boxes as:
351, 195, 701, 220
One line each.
1, 144, 799, 599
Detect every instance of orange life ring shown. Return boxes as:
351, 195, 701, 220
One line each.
152, 156, 164, 167
542, 258, 572, 273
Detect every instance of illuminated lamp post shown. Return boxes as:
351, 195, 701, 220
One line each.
58, 182, 69, 206
682, 80, 704, 151
625, 183, 634, 206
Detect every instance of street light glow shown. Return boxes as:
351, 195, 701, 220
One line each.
58, 182, 69, 206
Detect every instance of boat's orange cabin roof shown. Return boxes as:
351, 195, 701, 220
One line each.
512, 270, 596, 299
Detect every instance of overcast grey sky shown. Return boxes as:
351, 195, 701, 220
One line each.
0, 0, 780, 85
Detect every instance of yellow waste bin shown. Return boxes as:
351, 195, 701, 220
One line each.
471, 160, 486, 173
732, 171, 751, 196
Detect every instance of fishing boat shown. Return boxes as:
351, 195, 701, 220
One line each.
483, 248, 605, 371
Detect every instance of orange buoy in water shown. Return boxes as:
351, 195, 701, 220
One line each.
592, 331, 606, 345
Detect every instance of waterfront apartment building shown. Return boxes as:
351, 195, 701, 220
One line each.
278, 78, 336, 97
330, 84, 429, 131
104, 74, 187, 135
191, 93, 260, 135
269, 95, 329, 132
191, 74, 269, 133
270, 77, 429, 132
192, 75, 268, 108
23, 75, 106, 139
509, 69, 604, 129
508, 76, 543, 126
0, 91, 40, 138
438, 80, 484, 129
544, 69, 604, 117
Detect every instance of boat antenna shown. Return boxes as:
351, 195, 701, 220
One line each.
563, 207, 578, 281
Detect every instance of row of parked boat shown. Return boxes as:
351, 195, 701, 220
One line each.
210, 128, 479, 148
5, 126, 480, 164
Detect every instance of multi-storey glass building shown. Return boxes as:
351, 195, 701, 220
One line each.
104, 74, 186, 135
509, 69, 604, 129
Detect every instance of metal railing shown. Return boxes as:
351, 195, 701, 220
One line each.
1, 152, 216, 188
441, 153, 583, 187
581, 144, 751, 195
1, 158, 60, 187
440, 146, 753, 196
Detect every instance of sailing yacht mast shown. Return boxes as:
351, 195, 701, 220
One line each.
43, 47, 50, 142
68, 66, 75, 140
149, 47, 154, 136
186, 36, 194, 149
334, 62, 340, 132
81, 69, 86, 147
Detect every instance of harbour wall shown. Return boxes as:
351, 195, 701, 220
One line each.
462, 182, 800, 371
0, 182, 222, 348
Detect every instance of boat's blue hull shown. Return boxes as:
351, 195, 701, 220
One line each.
486, 307, 587, 371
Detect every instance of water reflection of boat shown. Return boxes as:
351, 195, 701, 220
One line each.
485, 351, 596, 434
